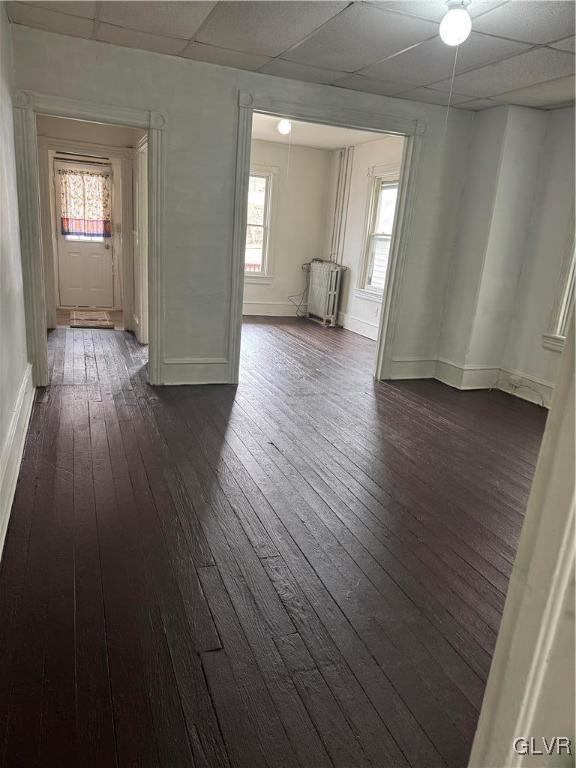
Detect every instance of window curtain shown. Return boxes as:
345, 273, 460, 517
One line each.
59, 168, 112, 237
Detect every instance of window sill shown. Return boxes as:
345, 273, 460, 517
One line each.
542, 333, 566, 352
244, 274, 273, 285
354, 287, 383, 303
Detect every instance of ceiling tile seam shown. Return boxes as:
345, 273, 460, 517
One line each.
249, 1, 361, 68
480, 71, 576, 99
191, 0, 354, 62
363, 0, 509, 24
420, 47, 575, 93
88, 16, 196, 53
361, 44, 540, 92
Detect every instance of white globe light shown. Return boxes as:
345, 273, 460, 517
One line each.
439, 7, 472, 46
277, 119, 292, 135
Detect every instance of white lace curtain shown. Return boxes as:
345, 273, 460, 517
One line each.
59, 168, 112, 238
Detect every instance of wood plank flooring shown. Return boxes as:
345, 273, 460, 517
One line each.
0, 318, 547, 768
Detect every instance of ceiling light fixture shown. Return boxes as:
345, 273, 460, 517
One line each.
277, 119, 292, 135
439, 0, 472, 46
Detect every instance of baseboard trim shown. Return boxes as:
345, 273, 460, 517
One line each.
338, 311, 379, 340
435, 357, 553, 407
498, 367, 554, 408
0, 364, 35, 559
243, 301, 305, 317
390, 356, 437, 379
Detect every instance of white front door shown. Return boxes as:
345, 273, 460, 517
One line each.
54, 161, 114, 308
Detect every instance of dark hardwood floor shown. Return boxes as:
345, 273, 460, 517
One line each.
0, 318, 547, 768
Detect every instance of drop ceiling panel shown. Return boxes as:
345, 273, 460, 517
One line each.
99, 1, 216, 40
258, 59, 346, 85
361, 32, 530, 87
370, 0, 509, 22
194, 1, 348, 57
395, 87, 471, 105
181, 42, 270, 71
456, 98, 500, 111
96, 22, 186, 55
282, 4, 437, 72
332, 73, 408, 95
433, 48, 575, 96
491, 75, 575, 107
7, 2, 94, 36
25, 1, 97, 19
472, 0, 575, 44
552, 36, 576, 53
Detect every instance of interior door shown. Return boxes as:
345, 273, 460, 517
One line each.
54, 161, 114, 308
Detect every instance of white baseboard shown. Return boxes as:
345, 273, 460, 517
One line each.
337, 311, 379, 340
435, 357, 553, 407
0, 364, 35, 559
243, 301, 305, 317
390, 356, 437, 379
435, 357, 500, 390
498, 367, 553, 408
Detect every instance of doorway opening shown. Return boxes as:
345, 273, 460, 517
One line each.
37, 115, 148, 341
238, 112, 408, 383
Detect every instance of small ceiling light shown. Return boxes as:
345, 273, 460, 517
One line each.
439, 0, 472, 46
277, 119, 292, 135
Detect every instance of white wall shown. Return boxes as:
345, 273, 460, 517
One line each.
0, 6, 33, 554
437, 105, 574, 405
11, 24, 473, 384
243, 138, 332, 317
336, 135, 404, 340
501, 108, 575, 396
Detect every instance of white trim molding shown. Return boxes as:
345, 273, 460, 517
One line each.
0, 365, 34, 559
338, 311, 380, 341
469, 318, 575, 768
542, 332, 566, 353
12, 90, 167, 385
230, 89, 427, 385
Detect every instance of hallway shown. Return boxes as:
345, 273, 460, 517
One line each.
0, 319, 546, 768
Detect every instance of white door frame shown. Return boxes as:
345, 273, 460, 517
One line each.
229, 89, 426, 383
469, 316, 575, 767
13, 90, 166, 386
38, 137, 134, 326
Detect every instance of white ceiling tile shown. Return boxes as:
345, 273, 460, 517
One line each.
551, 36, 575, 53
283, 4, 437, 72
432, 47, 575, 96
455, 98, 501, 110
473, 0, 575, 44
258, 59, 346, 85
194, 2, 348, 57
361, 32, 530, 86
332, 73, 408, 95
180, 42, 270, 71
24, 1, 97, 19
395, 87, 471, 105
96, 22, 186, 55
99, 2, 216, 40
491, 74, 575, 107
7, 2, 94, 35
369, 0, 508, 22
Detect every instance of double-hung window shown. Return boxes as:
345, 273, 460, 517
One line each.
363, 179, 399, 292
245, 172, 271, 276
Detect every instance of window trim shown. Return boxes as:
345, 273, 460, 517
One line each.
244, 165, 278, 282
360, 175, 399, 294
543, 239, 575, 353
